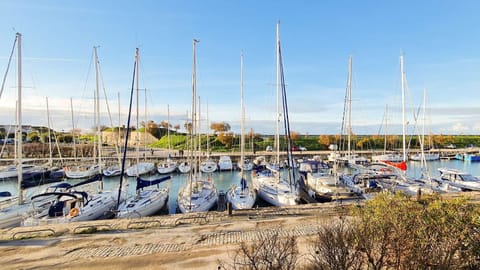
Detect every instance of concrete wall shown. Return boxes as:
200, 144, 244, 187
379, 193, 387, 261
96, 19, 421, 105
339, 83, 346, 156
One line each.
102, 131, 158, 147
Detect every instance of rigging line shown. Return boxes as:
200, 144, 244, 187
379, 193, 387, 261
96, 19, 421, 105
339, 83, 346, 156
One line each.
117, 54, 137, 210
97, 57, 122, 168
279, 45, 295, 186
75, 49, 94, 131
0, 35, 17, 99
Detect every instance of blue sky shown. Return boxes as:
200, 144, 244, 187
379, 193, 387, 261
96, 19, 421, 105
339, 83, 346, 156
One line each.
0, 0, 479, 135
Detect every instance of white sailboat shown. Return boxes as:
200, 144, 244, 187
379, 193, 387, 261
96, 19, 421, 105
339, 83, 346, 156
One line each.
335, 56, 368, 166
177, 39, 218, 213
252, 22, 299, 207
410, 88, 439, 162
199, 103, 218, 173
0, 34, 59, 227
24, 47, 118, 226
157, 105, 178, 174
115, 48, 171, 218
371, 54, 409, 171
104, 93, 124, 177
227, 52, 256, 210
126, 48, 155, 177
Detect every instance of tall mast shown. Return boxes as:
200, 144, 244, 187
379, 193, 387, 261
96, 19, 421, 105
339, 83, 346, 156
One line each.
421, 87, 427, 170
16, 33, 23, 204
206, 101, 209, 156
384, 104, 388, 154
198, 96, 201, 170
240, 51, 245, 176
400, 53, 406, 162
117, 92, 121, 148
94, 47, 102, 179
70, 98, 77, 161
347, 55, 353, 158
135, 48, 140, 176
167, 104, 171, 153
191, 39, 199, 178
46, 97, 53, 166
144, 85, 147, 159
275, 21, 280, 165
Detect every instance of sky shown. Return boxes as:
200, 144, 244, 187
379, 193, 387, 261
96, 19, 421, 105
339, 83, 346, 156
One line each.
0, 0, 479, 136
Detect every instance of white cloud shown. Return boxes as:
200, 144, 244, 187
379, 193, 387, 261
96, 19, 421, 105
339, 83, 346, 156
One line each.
450, 123, 470, 134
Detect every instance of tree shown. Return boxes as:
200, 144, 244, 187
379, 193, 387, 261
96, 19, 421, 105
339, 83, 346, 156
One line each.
27, 131, 40, 143
290, 131, 300, 141
184, 122, 192, 134
159, 120, 169, 129
217, 131, 234, 148
318, 135, 331, 148
210, 122, 231, 134
173, 124, 180, 133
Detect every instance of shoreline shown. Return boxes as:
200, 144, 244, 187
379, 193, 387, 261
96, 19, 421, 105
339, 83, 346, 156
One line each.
0, 202, 351, 270
1, 192, 479, 269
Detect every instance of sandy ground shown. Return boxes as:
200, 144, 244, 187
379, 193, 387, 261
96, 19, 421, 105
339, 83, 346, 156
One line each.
0, 202, 351, 270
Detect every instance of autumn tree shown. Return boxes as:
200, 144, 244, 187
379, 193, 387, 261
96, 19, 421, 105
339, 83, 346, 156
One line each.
290, 131, 300, 142
318, 135, 331, 148
217, 131, 234, 148
210, 122, 231, 135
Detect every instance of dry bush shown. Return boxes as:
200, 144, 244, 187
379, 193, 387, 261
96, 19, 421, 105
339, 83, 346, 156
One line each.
219, 228, 299, 270
307, 218, 362, 270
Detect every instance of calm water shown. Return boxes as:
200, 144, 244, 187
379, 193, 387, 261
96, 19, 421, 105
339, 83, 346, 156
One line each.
1, 159, 480, 214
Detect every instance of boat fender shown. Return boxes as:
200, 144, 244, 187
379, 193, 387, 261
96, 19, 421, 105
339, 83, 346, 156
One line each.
69, 207, 79, 217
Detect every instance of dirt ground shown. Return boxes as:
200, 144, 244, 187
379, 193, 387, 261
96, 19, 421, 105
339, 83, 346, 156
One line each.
0, 203, 350, 270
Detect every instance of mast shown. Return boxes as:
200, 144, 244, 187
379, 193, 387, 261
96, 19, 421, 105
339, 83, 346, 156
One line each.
135, 48, 140, 176
94, 47, 102, 183
198, 96, 201, 169
240, 51, 245, 177
384, 104, 388, 154
189, 39, 199, 211
116, 48, 137, 209
421, 87, 427, 171
167, 104, 171, 154
144, 85, 147, 159
46, 97, 53, 166
70, 98, 77, 161
206, 101, 209, 157
117, 92, 121, 148
16, 33, 23, 205
275, 21, 280, 165
400, 53, 406, 162
347, 55, 353, 158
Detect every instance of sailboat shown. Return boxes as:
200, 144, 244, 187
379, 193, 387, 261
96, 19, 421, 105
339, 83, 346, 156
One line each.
116, 48, 172, 218
24, 47, 118, 225
410, 89, 439, 161
226, 52, 256, 210
0, 33, 59, 227
157, 105, 178, 174
199, 102, 218, 173
177, 111, 192, 174
371, 54, 408, 171
177, 39, 218, 213
65, 48, 104, 179
252, 21, 299, 207
104, 93, 124, 177
126, 48, 156, 177
336, 56, 368, 166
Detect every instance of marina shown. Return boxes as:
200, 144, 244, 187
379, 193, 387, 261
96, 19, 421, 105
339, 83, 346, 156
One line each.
1, 156, 479, 215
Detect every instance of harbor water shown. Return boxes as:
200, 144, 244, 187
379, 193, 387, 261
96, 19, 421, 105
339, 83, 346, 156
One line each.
1, 159, 480, 215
